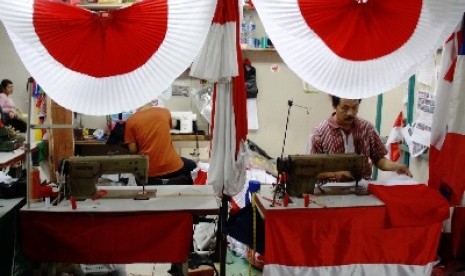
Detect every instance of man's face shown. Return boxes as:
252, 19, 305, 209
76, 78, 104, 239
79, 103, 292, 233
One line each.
334, 98, 360, 129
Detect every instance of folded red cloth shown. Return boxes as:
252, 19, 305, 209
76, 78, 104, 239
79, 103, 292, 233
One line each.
368, 184, 450, 227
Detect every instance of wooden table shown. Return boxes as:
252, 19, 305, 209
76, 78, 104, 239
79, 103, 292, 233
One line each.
0, 141, 38, 168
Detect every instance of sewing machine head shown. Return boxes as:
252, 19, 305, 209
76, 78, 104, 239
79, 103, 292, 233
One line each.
170, 111, 197, 134
65, 155, 148, 199
283, 154, 365, 197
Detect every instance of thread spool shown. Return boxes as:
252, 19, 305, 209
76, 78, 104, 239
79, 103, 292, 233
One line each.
29, 168, 41, 201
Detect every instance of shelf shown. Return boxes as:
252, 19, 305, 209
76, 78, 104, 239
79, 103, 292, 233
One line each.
30, 124, 76, 130
77, 3, 132, 10
241, 48, 276, 52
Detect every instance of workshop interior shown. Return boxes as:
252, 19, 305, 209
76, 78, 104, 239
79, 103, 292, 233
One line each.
0, 0, 465, 276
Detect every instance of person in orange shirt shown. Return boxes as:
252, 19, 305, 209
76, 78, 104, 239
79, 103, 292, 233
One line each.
124, 102, 196, 185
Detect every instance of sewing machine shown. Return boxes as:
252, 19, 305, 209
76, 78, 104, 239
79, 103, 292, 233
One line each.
65, 155, 148, 199
282, 154, 365, 197
171, 111, 197, 134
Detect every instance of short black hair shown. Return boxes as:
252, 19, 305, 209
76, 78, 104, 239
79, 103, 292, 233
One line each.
331, 95, 362, 108
1, 79, 12, 90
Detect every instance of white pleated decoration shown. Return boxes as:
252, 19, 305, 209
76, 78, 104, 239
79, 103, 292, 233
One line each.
252, 0, 465, 98
0, 0, 216, 115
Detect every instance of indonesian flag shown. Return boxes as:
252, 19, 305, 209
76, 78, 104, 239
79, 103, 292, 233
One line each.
429, 16, 465, 206
385, 111, 403, 162
429, 15, 465, 262
190, 0, 248, 198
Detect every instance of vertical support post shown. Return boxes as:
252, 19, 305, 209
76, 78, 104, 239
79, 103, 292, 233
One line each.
219, 194, 230, 276
404, 75, 416, 167
26, 78, 34, 208
373, 94, 383, 180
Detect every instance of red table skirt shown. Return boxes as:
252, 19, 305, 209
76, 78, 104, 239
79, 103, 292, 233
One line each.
265, 206, 442, 267
21, 211, 193, 264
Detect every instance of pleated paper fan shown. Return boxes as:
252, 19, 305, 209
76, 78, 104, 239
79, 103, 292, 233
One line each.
252, 0, 465, 99
0, 0, 216, 115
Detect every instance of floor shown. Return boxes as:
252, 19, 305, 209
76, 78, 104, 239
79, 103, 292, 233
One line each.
124, 249, 262, 276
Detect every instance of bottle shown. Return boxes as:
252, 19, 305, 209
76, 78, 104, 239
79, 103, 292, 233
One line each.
247, 16, 256, 48
240, 17, 248, 47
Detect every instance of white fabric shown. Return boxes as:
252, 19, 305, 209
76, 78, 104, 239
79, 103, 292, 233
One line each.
207, 83, 247, 198
0, 0, 216, 115
247, 98, 259, 130
442, 40, 465, 136
190, 21, 239, 82
252, 0, 465, 99
430, 25, 461, 150
339, 130, 355, 153
264, 262, 435, 276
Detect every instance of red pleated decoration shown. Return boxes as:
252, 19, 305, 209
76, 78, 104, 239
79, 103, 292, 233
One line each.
33, 0, 168, 77
298, 0, 422, 61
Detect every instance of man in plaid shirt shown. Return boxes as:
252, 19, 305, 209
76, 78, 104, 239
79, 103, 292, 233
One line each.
308, 96, 412, 180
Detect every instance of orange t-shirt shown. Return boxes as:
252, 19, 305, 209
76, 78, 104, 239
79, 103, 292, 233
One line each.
124, 107, 183, 177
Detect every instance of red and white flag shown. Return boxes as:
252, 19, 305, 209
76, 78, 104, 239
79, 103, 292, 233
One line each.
386, 111, 403, 162
190, 0, 248, 198
429, 16, 465, 206
429, 15, 465, 261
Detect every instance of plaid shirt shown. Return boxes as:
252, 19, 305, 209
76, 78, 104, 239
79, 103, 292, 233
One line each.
307, 115, 388, 180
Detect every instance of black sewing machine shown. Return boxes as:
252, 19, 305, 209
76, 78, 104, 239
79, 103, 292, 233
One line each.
64, 155, 149, 200
281, 154, 365, 197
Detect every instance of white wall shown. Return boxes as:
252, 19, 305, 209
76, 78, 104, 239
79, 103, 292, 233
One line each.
0, 23, 30, 114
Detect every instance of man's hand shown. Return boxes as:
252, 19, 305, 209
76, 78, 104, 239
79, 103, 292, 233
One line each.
317, 170, 354, 182
395, 164, 412, 177
377, 157, 413, 178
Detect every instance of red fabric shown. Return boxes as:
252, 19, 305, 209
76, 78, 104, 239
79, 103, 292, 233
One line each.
21, 211, 192, 264
212, 0, 238, 24
444, 31, 463, 82
33, 0, 168, 77
265, 207, 441, 266
298, 0, 422, 61
430, 134, 465, 204
389, 111, 403, 161
368, 184, 450, 227
193, 170, 208, 185
390, 143, 400, 161
232, 0, 248, 156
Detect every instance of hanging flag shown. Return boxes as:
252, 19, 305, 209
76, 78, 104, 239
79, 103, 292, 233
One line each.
190, 0, 248, 198
385, 111, 403, 162
429, 13, 465, 264
429, 16, 465, 206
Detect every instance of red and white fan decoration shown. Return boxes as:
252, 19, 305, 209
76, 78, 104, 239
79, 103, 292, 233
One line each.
252, 0, 465, 98
0, 0, 216, 115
